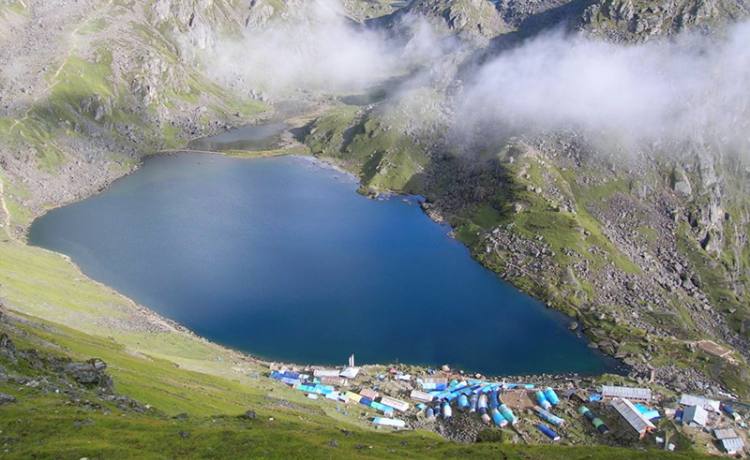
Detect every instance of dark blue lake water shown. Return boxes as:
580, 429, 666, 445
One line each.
29, 153, 617, 375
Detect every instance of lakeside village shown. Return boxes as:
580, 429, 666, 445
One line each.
269, 355, 748, 456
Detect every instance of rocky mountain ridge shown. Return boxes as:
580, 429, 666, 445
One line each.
582, 0, 750, 41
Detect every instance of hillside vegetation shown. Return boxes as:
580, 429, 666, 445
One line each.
1, 0, 749, 457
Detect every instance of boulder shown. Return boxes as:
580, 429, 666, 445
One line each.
65, 358, 112, 390
0, 392, 16, 404
672, 167, 692, 197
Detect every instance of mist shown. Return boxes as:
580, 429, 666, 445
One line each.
200, 0, 750, 153
204, 0, 446, 98
459, 22, 750, 152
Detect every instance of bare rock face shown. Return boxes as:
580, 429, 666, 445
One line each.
151, 0, 246, 52
404, 0, 511, 40
152, 0, 239, 29
672, 166, 693, 197
494, 0, 573, 27
680, 154, 729, 255
245, 0, 279, 29
581, 0, 750, 42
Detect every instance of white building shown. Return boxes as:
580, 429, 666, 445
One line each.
602, 385, 652, 402
714, 428, 738, 440
380, 396, 409, 412
721, 437, 745, 455
683, 405, 708, 427
339, 367, 360, 379
679, 394, 720, 413
313, 368, 340, 378
410, 390, 434, 403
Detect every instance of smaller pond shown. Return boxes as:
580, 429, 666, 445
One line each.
188, 122, 288, 151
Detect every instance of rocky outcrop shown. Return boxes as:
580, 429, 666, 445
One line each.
672, 166, 693, 198
495, 0, 573, 27
0, 325, 155, 416
0, 333, 113, 390
0, 392, 15, 404
65, 358, 112, 390
401, 0, 511, 41
245, 1, 279, 28
581, 0, 750, 41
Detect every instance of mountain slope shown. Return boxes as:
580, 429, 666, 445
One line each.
0, 0, 266, 233
582, 0, 750, 41
301, 0, 750, 397
1, 0, 749, 456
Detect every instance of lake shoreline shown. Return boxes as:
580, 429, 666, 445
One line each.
19, 121, 627, 383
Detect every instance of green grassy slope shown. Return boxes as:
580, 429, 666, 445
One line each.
0, 241, 712, 458
305, 104, 428, 193
3, 398, 711, 459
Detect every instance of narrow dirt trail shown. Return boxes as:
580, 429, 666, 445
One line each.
0, 178, 16, 241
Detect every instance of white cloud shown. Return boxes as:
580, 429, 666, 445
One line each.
199, 0, 750, 154
203, 0, 445, 97
459, 23, 750, 152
